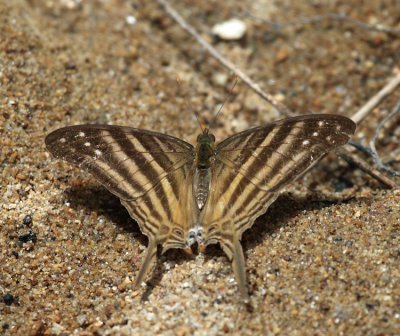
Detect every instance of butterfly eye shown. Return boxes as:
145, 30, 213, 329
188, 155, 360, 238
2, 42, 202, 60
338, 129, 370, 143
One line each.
209, 134, 216, 142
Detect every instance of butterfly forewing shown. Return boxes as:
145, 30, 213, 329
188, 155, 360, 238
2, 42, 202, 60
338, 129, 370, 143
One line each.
45, 125, 194, 200
216, 114, 355, 194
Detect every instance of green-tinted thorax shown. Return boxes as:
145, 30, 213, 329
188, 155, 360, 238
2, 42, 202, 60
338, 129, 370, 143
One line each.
195, 129, 216, 169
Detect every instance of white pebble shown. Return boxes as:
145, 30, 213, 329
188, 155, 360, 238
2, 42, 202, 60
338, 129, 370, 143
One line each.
126, 15, 137, 25
212, 18, 247, 41
212, 72, 229, 86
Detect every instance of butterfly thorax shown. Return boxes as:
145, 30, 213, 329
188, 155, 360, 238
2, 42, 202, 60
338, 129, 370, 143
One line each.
195, 129, 216, 169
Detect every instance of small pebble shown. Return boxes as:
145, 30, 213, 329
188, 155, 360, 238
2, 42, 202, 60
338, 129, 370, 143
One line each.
212, 72, 229, 86
23, 214, 32, 226
212, 18, 247, 41
126, 15, 137, 25
3, 294, 16, 306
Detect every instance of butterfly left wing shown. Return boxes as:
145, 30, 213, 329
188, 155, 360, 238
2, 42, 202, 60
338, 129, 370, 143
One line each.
45, 125, 197, 287
200, 114, 356, 300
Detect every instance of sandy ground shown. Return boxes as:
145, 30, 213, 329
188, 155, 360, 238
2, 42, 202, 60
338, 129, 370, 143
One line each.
1, 0, 399, 335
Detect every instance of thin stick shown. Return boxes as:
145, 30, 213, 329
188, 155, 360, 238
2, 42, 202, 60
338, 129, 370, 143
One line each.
245, 12, 400, 35
343, 73, 400, 188
368, 100, 400, 176
337, 147, 399, 189
157, 0, 294, 118
351, 72, 400, 124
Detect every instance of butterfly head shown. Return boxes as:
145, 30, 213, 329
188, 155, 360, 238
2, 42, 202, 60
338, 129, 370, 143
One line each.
195, 128, 216, 169
196, 128, 216, 142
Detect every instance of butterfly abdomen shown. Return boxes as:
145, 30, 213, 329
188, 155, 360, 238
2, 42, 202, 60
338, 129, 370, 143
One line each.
193, 168, 211, 210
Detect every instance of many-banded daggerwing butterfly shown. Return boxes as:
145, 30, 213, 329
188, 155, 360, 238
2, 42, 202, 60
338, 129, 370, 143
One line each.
45, 114, 355, 301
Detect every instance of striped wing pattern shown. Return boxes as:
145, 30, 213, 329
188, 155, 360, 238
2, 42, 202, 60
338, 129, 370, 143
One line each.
46, 114, 356, 301
201, 115, 356, 299
45, 125, 196, 286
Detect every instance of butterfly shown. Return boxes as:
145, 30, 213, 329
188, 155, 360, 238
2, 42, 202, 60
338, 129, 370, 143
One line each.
45, 114, 356, 301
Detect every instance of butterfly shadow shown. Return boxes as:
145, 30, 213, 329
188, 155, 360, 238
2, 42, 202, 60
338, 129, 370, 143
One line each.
64, 184, 148, 246
201, 192, 337, 266
241, 192, 346, 251
64, 184, 195, 301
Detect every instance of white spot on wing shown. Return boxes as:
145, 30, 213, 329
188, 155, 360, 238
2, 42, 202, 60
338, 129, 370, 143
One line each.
95, 149, 102, 156
318, 121, 324, 127
312, 132, 319, 137
59, 138, 66, 143
84, 142, 91, 147
79, 131, 85, 137
302, 140, 310, 145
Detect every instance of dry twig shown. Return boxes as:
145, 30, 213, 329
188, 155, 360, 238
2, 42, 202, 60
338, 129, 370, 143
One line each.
342, 74, 400, 188
368, 100, 400, 176
351, 73, 400, 125
337, 148, 399, 189
244, 12, 400, 35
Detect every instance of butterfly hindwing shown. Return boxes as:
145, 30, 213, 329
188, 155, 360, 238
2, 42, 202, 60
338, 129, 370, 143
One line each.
121, 162, 197, 287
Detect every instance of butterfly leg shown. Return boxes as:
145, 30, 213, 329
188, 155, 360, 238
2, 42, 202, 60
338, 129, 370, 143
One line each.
133, 237, 158, 289
221, 234, 250, 303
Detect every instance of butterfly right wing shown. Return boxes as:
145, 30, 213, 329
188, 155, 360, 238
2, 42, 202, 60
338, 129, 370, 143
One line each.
212, 114, 356, 232
201, 114, 356, 300
45, 125, 196, 287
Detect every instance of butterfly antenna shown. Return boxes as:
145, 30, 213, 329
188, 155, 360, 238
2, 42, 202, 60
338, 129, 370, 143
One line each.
211, 77, 239, 129
176, 77, 204, 133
